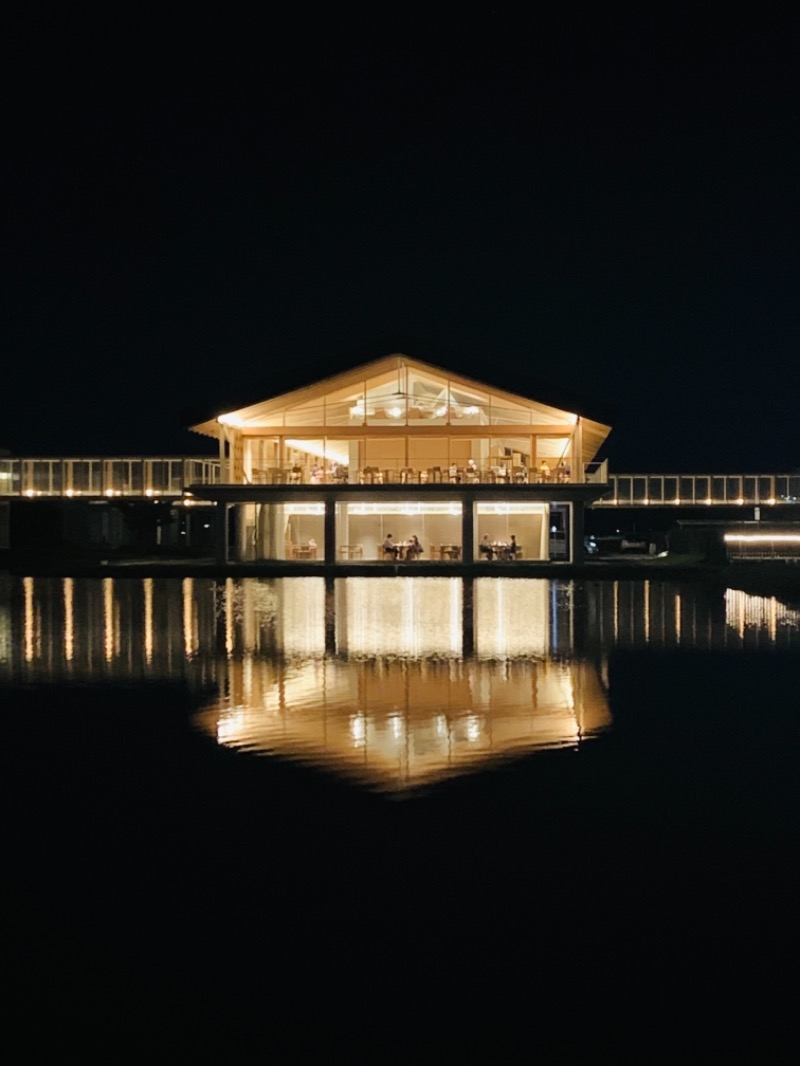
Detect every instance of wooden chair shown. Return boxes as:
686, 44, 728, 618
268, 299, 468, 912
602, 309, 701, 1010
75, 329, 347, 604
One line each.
361, 466, 383, 484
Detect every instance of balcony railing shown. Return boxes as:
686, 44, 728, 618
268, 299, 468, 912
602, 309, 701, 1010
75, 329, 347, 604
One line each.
0, 457, 221, 497
5, 459, 797, 505
1, 456, 595, 494
245, 462, 582, 486
595, 473, 800, 507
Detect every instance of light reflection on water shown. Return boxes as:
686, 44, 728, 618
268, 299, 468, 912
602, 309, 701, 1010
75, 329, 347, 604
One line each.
1, 574, 799, 790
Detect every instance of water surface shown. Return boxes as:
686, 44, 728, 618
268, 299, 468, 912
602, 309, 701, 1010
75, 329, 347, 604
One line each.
2, 573, 798, 790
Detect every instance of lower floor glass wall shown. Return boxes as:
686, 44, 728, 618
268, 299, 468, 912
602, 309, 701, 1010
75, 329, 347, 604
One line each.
474, 502, 550, 561
244, 502, 325, 561
238, 497, 572, 563
337, 501, 463, 561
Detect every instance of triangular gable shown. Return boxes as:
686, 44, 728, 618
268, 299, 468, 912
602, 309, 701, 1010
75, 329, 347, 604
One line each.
190, 353, 612, 462
193, 354, 588, 428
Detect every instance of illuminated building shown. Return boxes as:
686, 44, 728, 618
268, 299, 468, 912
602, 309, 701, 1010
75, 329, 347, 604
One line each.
189, 352, 612, 564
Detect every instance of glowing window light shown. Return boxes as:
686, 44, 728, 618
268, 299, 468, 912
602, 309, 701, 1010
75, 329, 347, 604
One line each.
705, 498, 713, 505
463, 405, 480, 415
387, 405, 403, 418
724, 533, 800, 544
284, 503, 326, 516
285, 440, 349, 464
347, 502, 463, 516
435, 405, 448, 417
476, 502, 547, 515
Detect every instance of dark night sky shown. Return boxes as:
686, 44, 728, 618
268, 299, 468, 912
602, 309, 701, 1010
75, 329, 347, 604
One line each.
3, 7, 799, 472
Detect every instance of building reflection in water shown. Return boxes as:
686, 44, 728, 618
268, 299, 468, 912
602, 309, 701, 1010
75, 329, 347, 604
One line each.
2, 575, 800, 791
197, 578, 611, 790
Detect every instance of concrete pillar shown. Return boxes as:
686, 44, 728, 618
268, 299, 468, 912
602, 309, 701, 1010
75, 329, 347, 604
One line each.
462, 576, 474, 657
324, 498, 336, 565
214, 502, 229, 565
324, 575, 336, 655
569, 501, 585, 564
462, 496, 474, 564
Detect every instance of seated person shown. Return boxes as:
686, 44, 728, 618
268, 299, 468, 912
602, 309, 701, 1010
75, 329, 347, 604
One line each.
539, 460, 551, 481
382, 533, 399, 560
448, 462, 460, 482
466, 458, 479, 481
507, 534, 518, 559
479, 534, 494, 561
405, 534, 423, 560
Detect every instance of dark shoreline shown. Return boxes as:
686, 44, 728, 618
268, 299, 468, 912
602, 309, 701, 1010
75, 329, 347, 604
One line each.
3, 550, 800, 605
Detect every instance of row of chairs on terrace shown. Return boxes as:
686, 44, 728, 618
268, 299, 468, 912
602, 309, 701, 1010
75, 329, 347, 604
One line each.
250, 465, 571, 485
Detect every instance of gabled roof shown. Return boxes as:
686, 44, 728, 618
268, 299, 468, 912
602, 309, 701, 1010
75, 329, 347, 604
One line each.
189, 352, 613, 462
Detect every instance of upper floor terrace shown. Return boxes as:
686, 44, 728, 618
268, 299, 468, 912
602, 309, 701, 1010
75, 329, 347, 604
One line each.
0, 454, 610, 497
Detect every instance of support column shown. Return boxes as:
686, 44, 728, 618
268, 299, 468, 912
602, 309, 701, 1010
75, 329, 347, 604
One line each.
462, 576, 474, 657
569, 500, 585, 564
324, 497, 336, 566
324, 575, 336, 655
214, 502, 229, 566
461, 495, 474, 564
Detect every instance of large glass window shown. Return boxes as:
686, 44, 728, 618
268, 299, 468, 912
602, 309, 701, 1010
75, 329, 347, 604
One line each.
474, 502, 549, 561
248, 502, 325, 561
338, 501, 463, 562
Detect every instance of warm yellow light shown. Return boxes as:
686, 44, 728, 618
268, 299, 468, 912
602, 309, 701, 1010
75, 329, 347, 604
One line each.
725, 533, 800, 544
387, 405, 403, 418
217, 413, 243, 427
